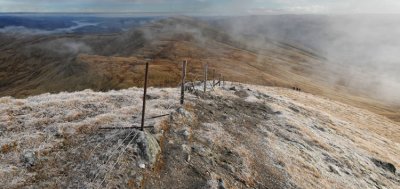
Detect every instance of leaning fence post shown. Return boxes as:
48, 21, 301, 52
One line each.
180, 60, 187, 105
204, 64, 208, 93
141, 62, 149, 131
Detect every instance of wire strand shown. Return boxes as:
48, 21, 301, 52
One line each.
91, 128, 138, 182
97, 132, 139, 189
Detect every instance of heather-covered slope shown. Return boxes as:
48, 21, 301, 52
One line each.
1, 84, 399, 188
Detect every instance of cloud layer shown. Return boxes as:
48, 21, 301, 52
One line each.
1, 0, 400, 14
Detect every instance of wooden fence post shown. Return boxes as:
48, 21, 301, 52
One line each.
180, 60, 187, 105
212, 69, 215, 88
141, 62, 149, 131
204, 64, 208, 93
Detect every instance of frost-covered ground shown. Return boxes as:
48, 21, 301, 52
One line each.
0, 83, 399, 188
0, 87, 191, 188
210, 83, 400, 188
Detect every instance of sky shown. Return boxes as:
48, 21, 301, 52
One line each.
1, 0, 400, 15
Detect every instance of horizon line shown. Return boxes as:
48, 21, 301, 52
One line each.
1, 12, 400, 16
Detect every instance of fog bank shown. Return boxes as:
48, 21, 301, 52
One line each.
215, 15, 400, 104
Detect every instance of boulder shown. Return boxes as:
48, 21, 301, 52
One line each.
145, 94, 160, 100
371, 158, 396, 174
177, 107, 191, 118
21, 150, 36, 167
218, 178, 226, 189
234, 90, 249, 98
182, 129, 190, 140
136, 131, 161, 165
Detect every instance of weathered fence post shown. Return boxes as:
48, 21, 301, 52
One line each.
180, 60, 187, 105
204, 64, 208, 93
212, 69, 215, 88
141, 62, 149, 131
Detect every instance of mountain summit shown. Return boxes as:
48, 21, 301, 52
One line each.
0, 83, 398, 188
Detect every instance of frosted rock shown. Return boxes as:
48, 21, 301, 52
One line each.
182, 129, 190, 139
136, 131, 161, 165
20, 151, 36, 167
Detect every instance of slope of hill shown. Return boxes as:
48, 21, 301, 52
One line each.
0, 16, 399, 123
0, 15, 158, 34
0, 84, 399, 188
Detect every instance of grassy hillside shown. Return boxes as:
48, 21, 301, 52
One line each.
0, 17, 399, 122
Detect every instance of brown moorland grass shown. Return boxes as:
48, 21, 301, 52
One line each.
0, 17, 398, 124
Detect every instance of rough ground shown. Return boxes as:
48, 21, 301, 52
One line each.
0, 83, 399, 188
0, 87, 182, 188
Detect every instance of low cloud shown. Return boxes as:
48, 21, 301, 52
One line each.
0, 21, 98, 35
218, 15, 400, 104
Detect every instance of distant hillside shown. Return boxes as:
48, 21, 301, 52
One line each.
0, 16, 399, 122
0, 15, 157, 34
0, 16, 319, 96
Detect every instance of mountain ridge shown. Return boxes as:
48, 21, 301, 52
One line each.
0, 16, 399, 122
0, 83, 398, 188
